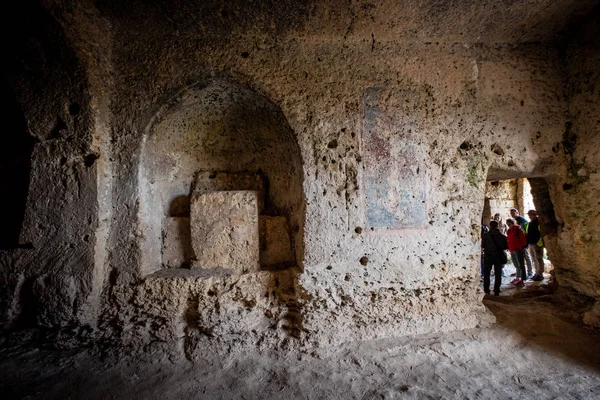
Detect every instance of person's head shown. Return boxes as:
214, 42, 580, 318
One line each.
493, 213, 501, 221
510, 208, 519, 218
527, 209, 538, 220
490, 220, 499, 229
506, 218, 515, 228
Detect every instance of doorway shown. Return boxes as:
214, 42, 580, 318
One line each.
481, 177, 557, 298
0, 81, 35, 249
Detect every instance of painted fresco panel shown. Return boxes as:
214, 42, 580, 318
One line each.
361, 87, 427, 229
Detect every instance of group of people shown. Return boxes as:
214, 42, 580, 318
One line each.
480, 208, 545, 296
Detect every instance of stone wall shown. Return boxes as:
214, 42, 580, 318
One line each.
516, 178, 535, 217
483, 179, 517, 227
482, 179, 535, 229
553, 9, 600, 326
0, 0, 99, 330
1, 0, 598, 354
96, 6, 566, 349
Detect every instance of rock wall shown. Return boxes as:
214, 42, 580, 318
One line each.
2, 0, 599, 354
482, 179, 534, 229
0, 0, 99, 330
97, 4, 565, 350
553, 9, 600, 326
483, 179, 518, 227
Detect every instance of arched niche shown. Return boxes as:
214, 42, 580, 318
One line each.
138, 80, 305, 276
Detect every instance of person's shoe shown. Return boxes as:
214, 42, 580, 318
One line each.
510, 278, 519, 285
484, 290, 491, 295
532, 274, 544, 281
527, 273, 533, 279
494, 291, 500, 296
516, 279, 525, 286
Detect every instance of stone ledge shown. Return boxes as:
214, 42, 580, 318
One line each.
147, 266, 300, 281
146, 268, 235, 281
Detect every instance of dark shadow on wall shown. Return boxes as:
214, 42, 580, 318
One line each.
166, 195, 195, 269
267, 268, 306, 342
528, 177, 560, 236
0, 81, 35, 249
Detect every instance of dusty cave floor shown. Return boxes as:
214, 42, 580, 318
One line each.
1, 292, 599, 400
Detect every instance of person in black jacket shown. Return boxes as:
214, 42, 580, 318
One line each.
526, 209, 545, 281
480, 223, 489, 278
481, 220, 508, 295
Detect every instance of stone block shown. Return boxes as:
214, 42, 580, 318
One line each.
259, 216, 295, 268
191, 171, 265, 212
162, 217, 194, 268
190, 191, 259, 274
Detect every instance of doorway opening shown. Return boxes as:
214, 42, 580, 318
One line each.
0, 81, 35, 249
481, 177, 559, 298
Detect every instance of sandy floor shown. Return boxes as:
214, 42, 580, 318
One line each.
1, 280, 599, 400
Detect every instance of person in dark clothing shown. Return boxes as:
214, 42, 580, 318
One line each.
481, 220, 508, 295
480, 224, 489, 278
526, 209, 544, 281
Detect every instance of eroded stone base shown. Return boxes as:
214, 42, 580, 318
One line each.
299, 278, 494, 347
123, 269, 492, 359
130, 268, 301, 359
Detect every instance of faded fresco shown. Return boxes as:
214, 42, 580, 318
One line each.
361, 87, 427, 229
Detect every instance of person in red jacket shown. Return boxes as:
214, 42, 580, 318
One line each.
506, 218, 528, 285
